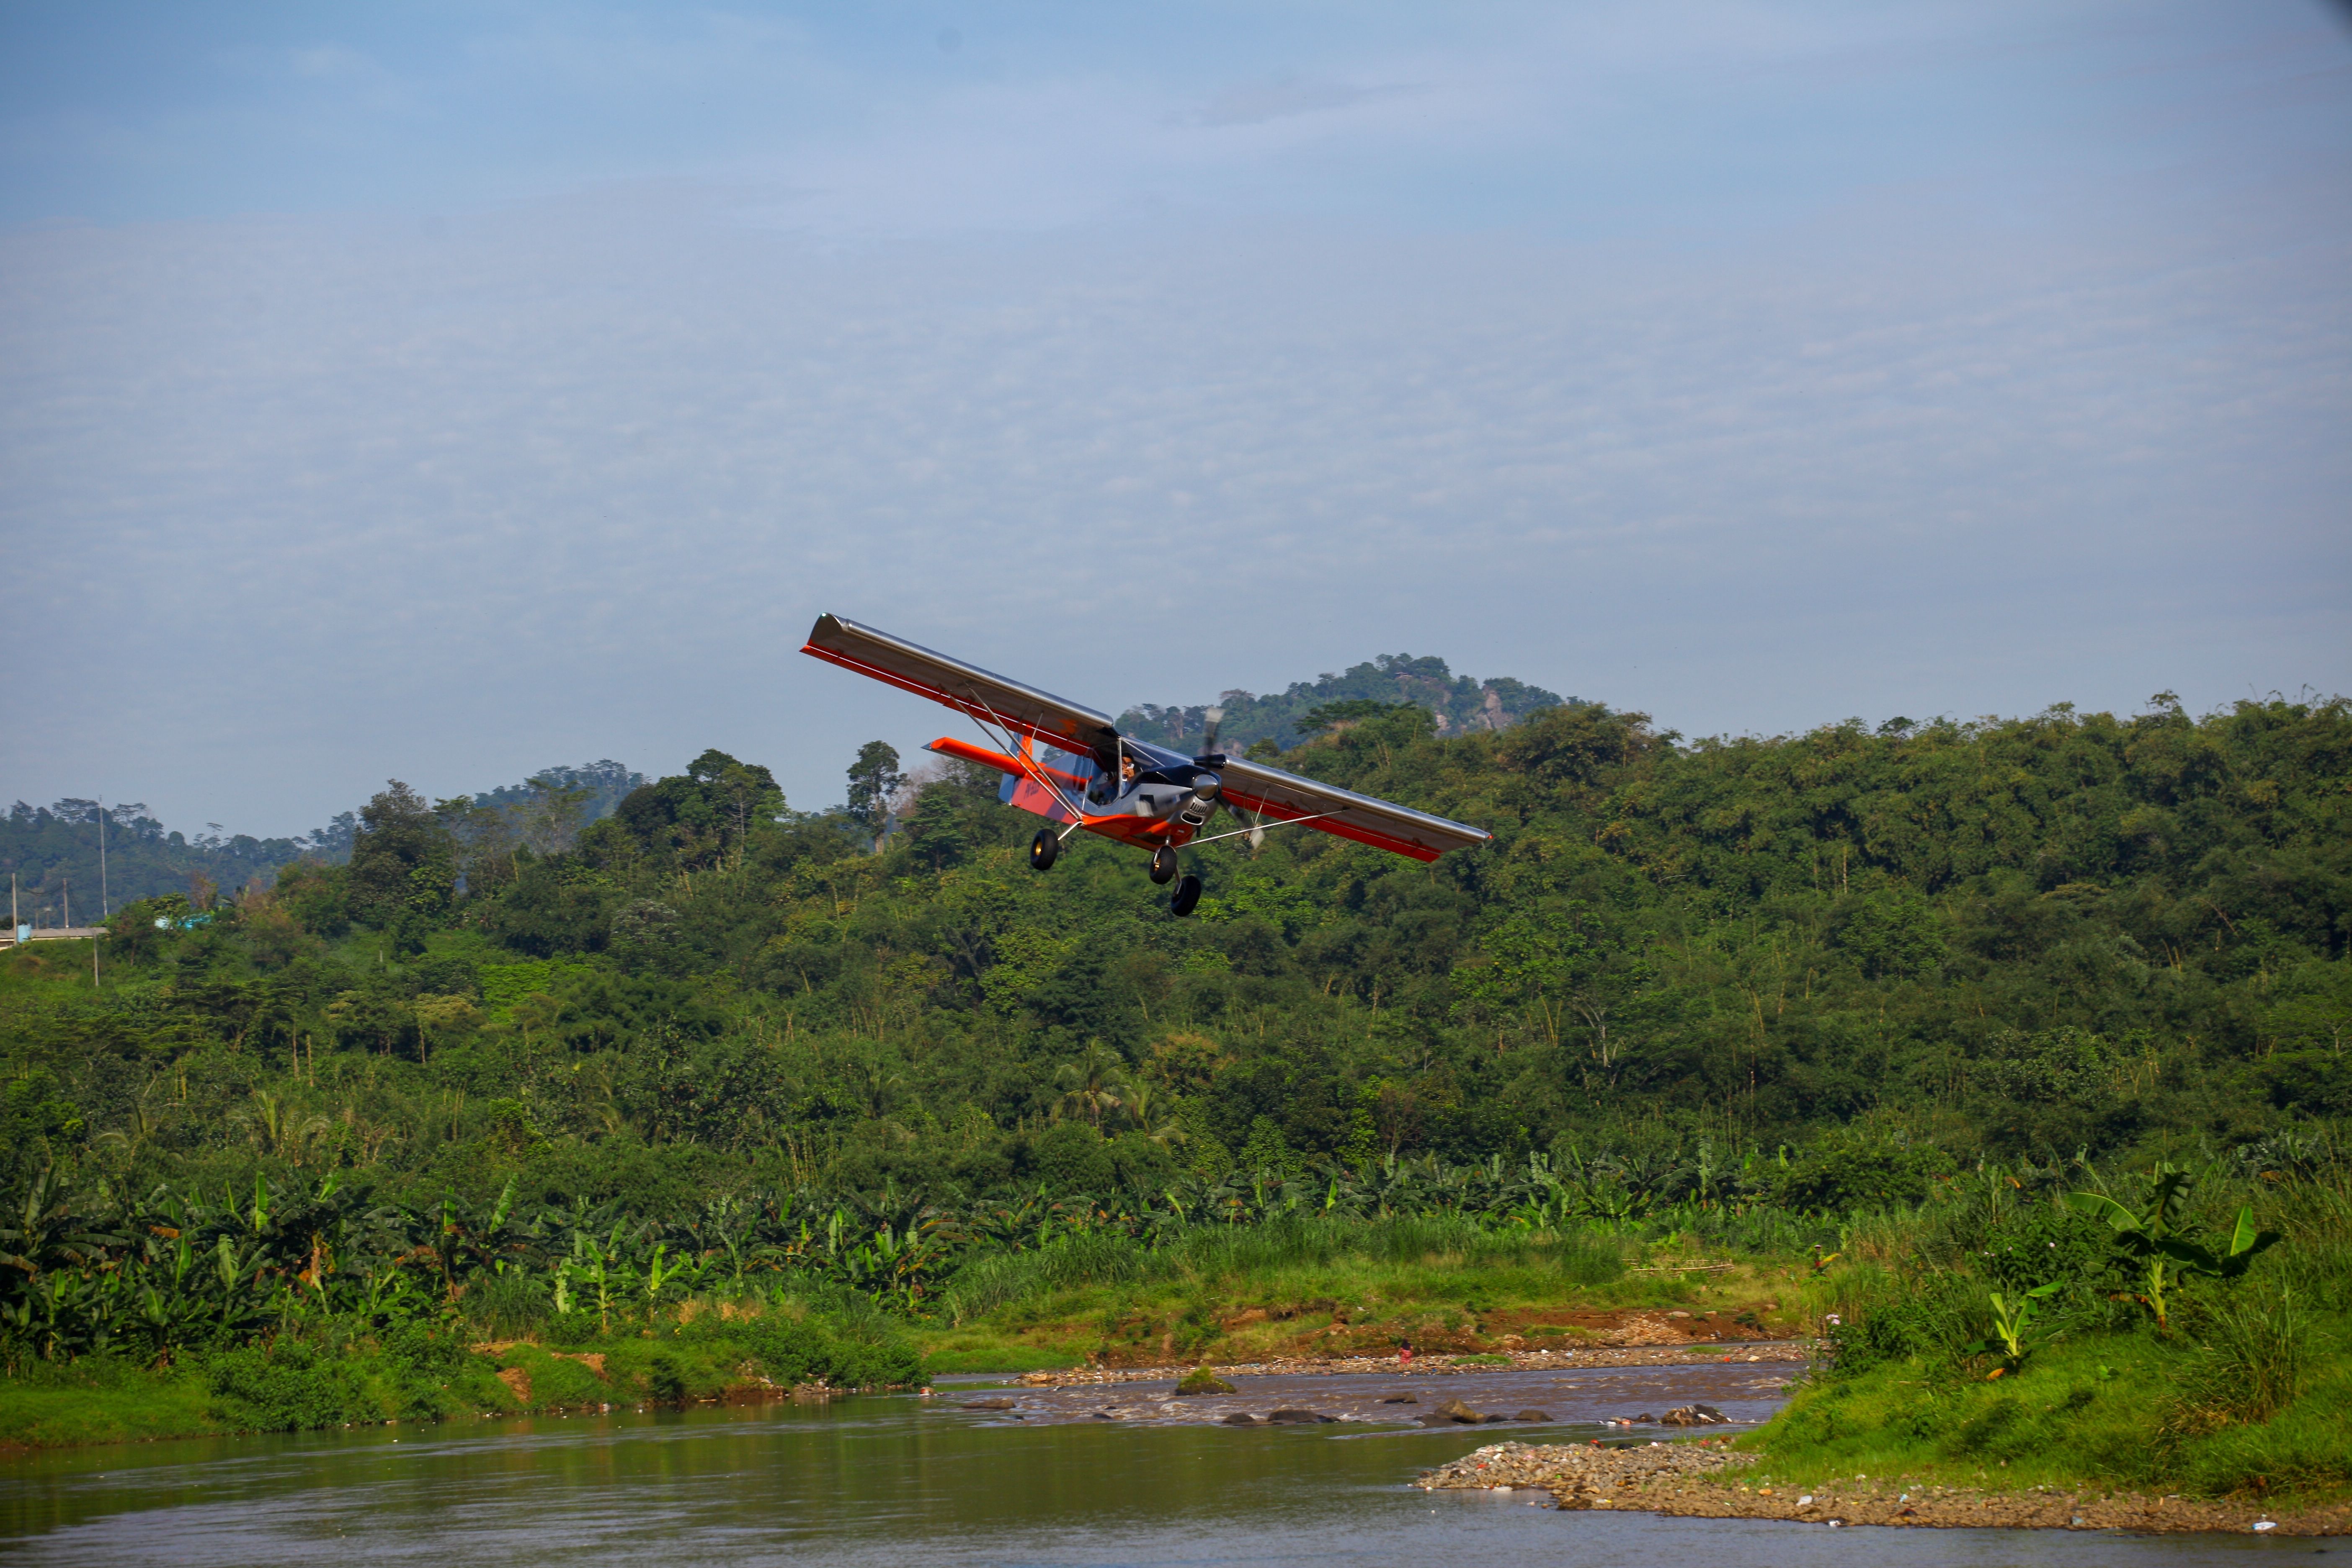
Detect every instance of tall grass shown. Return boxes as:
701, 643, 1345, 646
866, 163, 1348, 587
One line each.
2171, 1285, 2310, 1430
938, 1215, 1626, 1326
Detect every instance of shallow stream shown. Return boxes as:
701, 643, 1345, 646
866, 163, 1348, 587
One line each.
0, 1362, 2268, 1564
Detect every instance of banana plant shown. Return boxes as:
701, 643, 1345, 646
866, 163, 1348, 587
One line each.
558, 1222, 633, 1332
641, 1241, 700, 1306
0, 1170, 121, 1304
1967, 1281, 2061, 1374
129, 1233, 214, 1359
2066, 1166, 2280, 1329
426, 1178, 522, 1301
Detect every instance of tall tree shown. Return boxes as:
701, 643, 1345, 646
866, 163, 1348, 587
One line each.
346, 781, 452, 928
846, 742, 904, 855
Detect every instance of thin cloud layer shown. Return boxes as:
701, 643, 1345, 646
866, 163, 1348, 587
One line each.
0, 1, 2345, 833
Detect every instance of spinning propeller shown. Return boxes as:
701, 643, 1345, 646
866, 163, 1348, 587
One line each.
1188, 707, 1257, 848
1194, 706, 1225, 766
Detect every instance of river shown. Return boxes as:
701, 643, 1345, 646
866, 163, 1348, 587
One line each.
0, 1360, 2263, 1564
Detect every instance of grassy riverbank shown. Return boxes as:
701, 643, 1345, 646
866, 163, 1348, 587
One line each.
1729, 1170, 2352, 1509
1745, 1331, 2352, 1500
916, 1216, 1796, 1372
0, 1302, 923, 1451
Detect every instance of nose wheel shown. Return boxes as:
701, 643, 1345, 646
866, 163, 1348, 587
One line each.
1029, 828, 1060, 871
1170, 874, 1202, 917
1148, 844, 1179, 885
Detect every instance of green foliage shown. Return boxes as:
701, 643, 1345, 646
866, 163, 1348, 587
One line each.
1772, 1133, 1956, 1212
346, 782, 454, 931
2066, 1166, 2282, 1327
612, 749, 784, 869
1176, 1366, 1235, 1393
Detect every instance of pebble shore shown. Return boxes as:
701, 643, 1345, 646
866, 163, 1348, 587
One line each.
1416, 1439, 2351, 1536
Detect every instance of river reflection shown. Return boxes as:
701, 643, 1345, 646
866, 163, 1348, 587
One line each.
0, 1366, 2268, 1565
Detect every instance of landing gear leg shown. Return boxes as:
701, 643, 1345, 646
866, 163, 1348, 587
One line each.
1029, 828, 1060, 871
1148, 844, 1179, 885
1170, 874, 1202, 917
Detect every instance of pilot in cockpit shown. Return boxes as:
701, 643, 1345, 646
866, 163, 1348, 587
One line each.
1088, 748, 1137, 806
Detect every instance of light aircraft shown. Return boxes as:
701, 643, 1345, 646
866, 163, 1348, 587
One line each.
802, 614, 1492, 915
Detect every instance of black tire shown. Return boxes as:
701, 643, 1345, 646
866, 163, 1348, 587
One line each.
1030, 828, 1060, 871
1148, 844, 1179, 885
1170, 874, 1202, 916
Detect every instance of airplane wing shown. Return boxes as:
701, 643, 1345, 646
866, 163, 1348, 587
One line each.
802, 614, 1121, 761
1208, 754, 1492, 864
810, 614, 1492, 863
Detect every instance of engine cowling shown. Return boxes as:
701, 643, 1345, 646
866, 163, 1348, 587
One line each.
1177, 775, 1221, 828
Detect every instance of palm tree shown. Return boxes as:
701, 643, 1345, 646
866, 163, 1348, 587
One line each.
1054, 1041, 1129, 1130
511, 991, 563, 1052
235, 1090, 333, 1166
1121, 1083, 1188, 1147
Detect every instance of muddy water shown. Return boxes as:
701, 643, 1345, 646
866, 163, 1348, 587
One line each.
0, 1364, 2268, 1565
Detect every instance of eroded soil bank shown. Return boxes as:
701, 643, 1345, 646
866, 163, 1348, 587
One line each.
1417, 1439, 2352, 1537
1010, 1338, 1810, 1387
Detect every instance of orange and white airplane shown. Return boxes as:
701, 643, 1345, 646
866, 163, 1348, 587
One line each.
802, 614, 1492, 915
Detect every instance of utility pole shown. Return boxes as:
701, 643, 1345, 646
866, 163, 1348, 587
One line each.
63, 877, 70, 931
98, 797, 109, 916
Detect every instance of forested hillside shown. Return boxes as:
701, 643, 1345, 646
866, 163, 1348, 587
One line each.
6, 689, 2347, 1214
1118, 651, 1566, 753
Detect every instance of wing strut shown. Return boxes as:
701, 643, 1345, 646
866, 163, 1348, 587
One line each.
1185, 810, 1342, 847
961, 691, 1093, 836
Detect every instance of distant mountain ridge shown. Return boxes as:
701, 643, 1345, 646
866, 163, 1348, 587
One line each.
1118, 652, 1569, 754
2, 761, 643, 914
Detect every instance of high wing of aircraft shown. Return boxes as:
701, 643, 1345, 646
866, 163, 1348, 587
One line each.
803, 614, 1491, 915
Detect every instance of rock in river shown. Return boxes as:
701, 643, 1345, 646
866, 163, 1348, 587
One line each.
1659, 1403, 1730, 1426
1266, 1409, 1337, 1424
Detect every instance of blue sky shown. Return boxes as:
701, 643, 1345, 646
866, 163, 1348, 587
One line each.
3, 1, 2347, 832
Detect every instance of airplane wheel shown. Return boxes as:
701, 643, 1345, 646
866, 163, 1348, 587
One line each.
1170, 874, 1202, 917
1148, 844, 1179, 885
1029, 828, 1060, 871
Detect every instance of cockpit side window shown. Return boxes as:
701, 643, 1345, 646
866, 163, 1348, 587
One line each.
1002, 742, 1100, 819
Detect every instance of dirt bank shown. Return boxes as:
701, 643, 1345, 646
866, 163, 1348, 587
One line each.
1014, 1341, 1808, 1387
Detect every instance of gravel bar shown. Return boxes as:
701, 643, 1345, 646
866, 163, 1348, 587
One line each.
1416, 1439, 2351, 1536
